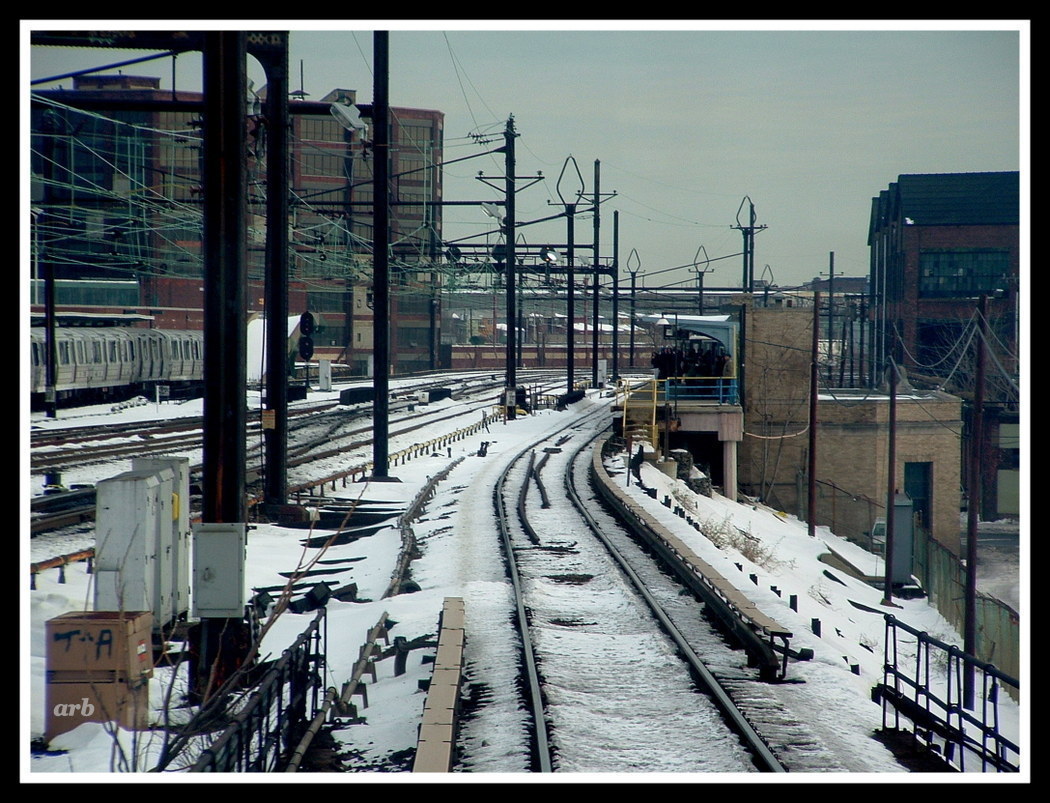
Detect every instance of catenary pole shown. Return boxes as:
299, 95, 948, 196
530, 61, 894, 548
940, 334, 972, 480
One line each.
371, 31, 392, 478
808, 292, 819, 537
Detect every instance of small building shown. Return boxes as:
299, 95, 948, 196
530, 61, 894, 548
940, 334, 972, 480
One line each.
738, 305, 963, 555
867, 171, 1020, 520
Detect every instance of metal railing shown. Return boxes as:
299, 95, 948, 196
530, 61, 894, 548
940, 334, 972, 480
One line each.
665, 376, 739, 405
874, 613, 1020, 773
190, 608, 327, 772
912, 531, 1020, 687
619, 376, 740, 450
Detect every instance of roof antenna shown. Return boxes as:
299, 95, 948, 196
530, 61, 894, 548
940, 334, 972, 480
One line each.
290, 59, 308, 100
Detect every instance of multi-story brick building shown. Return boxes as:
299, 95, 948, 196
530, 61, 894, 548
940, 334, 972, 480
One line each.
30, 73, 445, 375
867, 171, 1020, 520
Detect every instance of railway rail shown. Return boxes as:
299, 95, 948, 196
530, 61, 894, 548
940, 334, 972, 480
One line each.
483, 408, 782, 772
28, 372, 575, 550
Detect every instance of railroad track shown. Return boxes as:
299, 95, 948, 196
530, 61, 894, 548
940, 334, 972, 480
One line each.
29, 372, 566, 479
472, 407, 863, 773
30, 387, 884, 773
28, 374, 574, 542
477, 407, 776, 772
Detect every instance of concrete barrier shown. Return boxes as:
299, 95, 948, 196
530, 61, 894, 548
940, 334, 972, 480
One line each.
412, 598, 465, 772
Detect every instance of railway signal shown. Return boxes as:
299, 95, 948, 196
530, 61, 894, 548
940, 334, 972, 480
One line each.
298, 311, 315, 361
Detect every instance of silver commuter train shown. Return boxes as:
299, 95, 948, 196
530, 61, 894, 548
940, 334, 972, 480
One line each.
30, 327, 204, 407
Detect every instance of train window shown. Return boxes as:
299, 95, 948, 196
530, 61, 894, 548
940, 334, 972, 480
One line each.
60, 342, 71, 364
92, 342, 102, 363
31, 342, 39, 367
108, 342, 118, 362
76, 342, 84, 362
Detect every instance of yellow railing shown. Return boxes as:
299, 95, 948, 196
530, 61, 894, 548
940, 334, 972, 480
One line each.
619, 377, 661, 447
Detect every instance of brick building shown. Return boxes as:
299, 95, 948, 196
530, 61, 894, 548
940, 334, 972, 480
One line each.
738, 304, 963, 554
867, 171, 1020, 519
30, 73, 445, 375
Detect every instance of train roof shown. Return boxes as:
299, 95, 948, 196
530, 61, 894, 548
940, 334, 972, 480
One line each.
30, 312, 156, 327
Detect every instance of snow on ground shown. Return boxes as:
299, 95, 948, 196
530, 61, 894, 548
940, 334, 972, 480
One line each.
24, 387, 1027, 781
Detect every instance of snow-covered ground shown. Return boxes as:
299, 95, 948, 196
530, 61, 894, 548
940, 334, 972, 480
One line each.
24, 387, 1027, 781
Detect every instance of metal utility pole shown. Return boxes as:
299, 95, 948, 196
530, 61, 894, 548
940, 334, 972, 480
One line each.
566, 203, 576, 392
202, 32, 248, 525
732, 196, 766, 293
592, 160, 601, 386
611, 211, 620, 381
826, 252, 835, 386
557, 156, 584, 394
504, 116, 518, 419
261, 34, 290, 506
808, 292, 819, 537
371, 31, 393, 478
964, 294, 988, 708
882, 356, 899, 607
627, 248, 641, 368
197, 30, 249, 702
693, 244, 710, 317
39, 111, 59, 419
629, 269, 638, 367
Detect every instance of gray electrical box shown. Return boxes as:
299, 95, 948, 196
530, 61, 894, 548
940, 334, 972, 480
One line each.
132, 456, 191, 625
192, 523, 247, 618
94, 467, 173, 618
889, 493, 915, 586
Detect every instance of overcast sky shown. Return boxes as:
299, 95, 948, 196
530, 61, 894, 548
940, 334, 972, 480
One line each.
24, 20, 1027, 291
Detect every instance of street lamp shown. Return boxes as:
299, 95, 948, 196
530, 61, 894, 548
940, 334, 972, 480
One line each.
330, 100, 368, 135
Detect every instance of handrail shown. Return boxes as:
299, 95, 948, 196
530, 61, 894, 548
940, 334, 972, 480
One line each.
190, 608, 327, 772
875, 613, 1020, 772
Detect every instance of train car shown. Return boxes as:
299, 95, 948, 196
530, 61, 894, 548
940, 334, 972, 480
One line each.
30, 327, 204, 409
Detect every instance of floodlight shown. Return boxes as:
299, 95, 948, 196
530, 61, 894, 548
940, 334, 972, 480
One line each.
330, 102, 368, 133
481, 202, 503, 223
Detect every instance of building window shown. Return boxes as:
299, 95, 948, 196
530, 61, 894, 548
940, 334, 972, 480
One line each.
299, 118, 343, 144
918, 249, 1010, 298
300, 148, 345, 178
396, 325, 429, 349
397, 123, 434, 149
